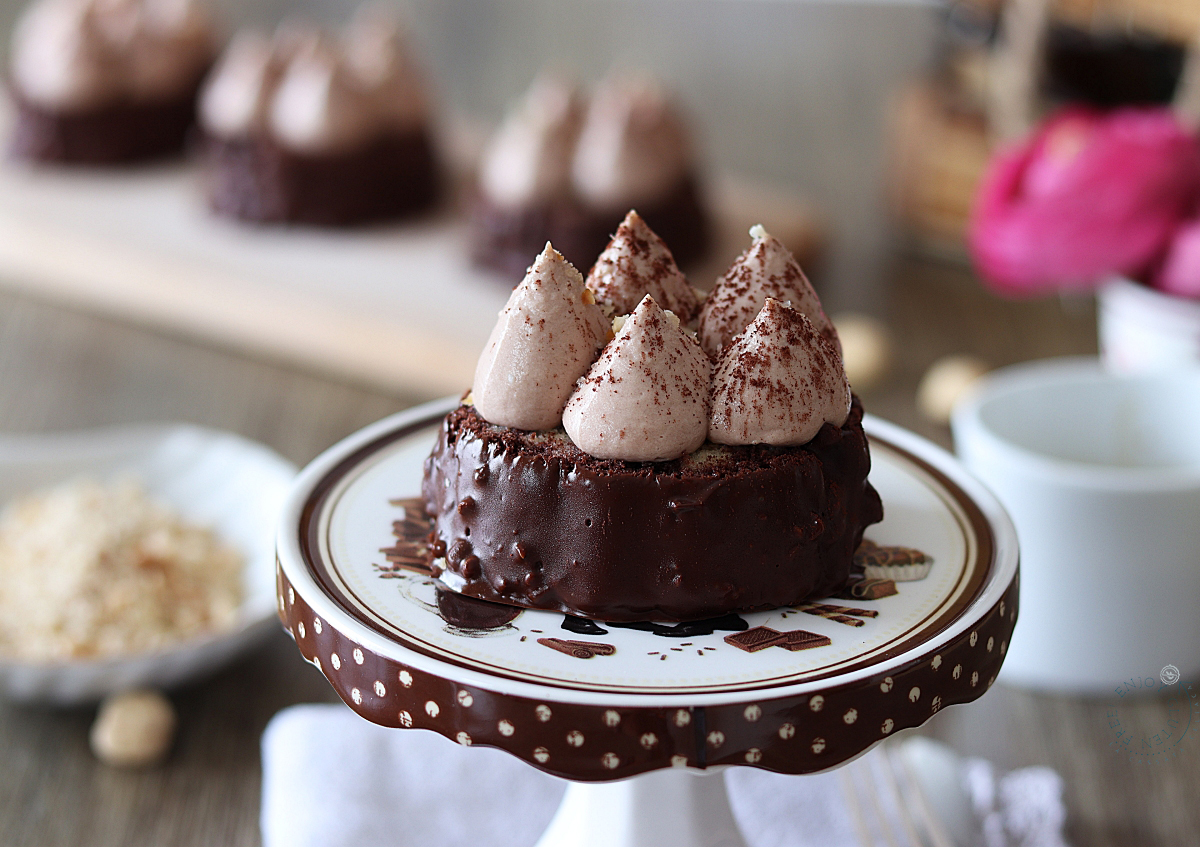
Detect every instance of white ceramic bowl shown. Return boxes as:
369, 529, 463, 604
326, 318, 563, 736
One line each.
1098, 276, 1200, 373
0, 424, 296, 704
951, 358, 1200, 693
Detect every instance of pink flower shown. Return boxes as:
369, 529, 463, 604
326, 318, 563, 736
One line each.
1156, 219, 1200, 299
968, 107, 1200, 296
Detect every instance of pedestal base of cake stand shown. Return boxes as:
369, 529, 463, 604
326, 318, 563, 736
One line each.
534, 768, 748, 847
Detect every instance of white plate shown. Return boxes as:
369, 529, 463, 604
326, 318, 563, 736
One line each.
0, 424, 297, 704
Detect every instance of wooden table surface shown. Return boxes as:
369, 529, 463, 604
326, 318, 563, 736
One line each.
0, 256, 1196, 846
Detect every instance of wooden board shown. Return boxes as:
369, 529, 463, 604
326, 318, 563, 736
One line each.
0, 114, 822, 395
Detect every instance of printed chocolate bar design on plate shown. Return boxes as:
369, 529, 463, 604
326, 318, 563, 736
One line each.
537, 638, 616, 658
833, 578, 898, 601
724, 626, 787, 652
379, 497, 434, 576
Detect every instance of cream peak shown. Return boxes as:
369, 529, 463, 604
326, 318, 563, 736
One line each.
472, 243, 609, 431
709, 298, 849, 446
697, 225, 838, 359
571, 75, 692, 210
478, 74, 584, 209
268, 37, 381, 154
586, 210, 700, 323
563, 294, 711, 462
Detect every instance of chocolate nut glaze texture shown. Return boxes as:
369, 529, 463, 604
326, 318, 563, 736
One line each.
421, 399, 883, 622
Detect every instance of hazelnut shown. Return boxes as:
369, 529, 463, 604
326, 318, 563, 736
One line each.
832, 313, 891, 392
917, 355, 989, 424
90, 689, 177, 767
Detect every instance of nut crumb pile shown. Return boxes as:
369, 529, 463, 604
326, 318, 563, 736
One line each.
0, 478, 243, 661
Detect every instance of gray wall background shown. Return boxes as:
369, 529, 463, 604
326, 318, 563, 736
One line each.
1, 0, 940, 309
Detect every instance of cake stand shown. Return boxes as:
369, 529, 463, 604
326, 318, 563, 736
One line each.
275, 398, 1019, 847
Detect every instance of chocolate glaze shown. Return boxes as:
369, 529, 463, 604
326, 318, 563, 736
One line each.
421, 400, 882, 622
202, 129, 439, 226
9, 82, 205, 164
469, 175, 709, 279
435, 586, 521, 630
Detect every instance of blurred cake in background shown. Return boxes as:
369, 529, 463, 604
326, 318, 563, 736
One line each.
7, 0, 218, 164
470, 72, 710, 277
198, 6, 439, 226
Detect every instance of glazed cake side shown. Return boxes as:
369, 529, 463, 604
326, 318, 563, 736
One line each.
421, 400, 882, 622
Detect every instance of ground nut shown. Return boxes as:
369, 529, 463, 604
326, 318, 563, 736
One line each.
90, 689, 177, 767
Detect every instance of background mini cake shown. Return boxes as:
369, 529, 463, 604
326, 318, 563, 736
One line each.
7, 0, 218, 164
470, 73, 710, 277
198, 6, 439, 226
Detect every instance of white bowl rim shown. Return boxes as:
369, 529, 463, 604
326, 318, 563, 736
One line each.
951, 356, 1200, 491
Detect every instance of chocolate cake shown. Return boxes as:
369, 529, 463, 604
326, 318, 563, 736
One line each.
419, 216, 882, 623
197, 12, 439, 226
470, 74, 709, 277
422, 400, 881, 622
7, 0, 217, 165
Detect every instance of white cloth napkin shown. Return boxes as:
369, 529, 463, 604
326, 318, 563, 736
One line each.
261, 703, 1069, 847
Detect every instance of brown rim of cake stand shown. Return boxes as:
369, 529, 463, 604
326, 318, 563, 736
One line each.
275, 398, 1019, 782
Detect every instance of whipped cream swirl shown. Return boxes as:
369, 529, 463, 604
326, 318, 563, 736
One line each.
586, 210, 700, 323
563, 295, 711, 461
709, 298, 850, 446
698, 225, 838, 359
473, 243, 609, 431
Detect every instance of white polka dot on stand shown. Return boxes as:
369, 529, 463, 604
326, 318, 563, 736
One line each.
351, 688, 362, 705
879, 677, 893, 693
567, 731, 585, 747
707, 731, 725, 748
908, 687, 920, 703
603, 710, 620, 728
674, 709, 691, 727
882, 718, 894, 735
1001, 640, 1008, 655
809, 695, 824, 712
399, 670, 413, 688
931, 696, 942, 713
313, 618, 322, 635
640, 733, 658, 749
425, 701, 440, 718
745, 748, 763, 764
602, 753, 620, 769
953, 664, 962, 680
398, 711, 412, 727
931, 655, 942, 670
536, 705, 552, 722
330, 653, 341, 670
312, 656, 322, 671
533, 747, 550, 763
971, 672, 979, 687
987, 637, 994, 652
374, 681, 386, 697
744, 705, 762, 722
353, 648, 364, 665
458, 691, 473, 707
671, 755, 688, 768
288, 587, 295, 605
499, 720, 515, 737
779, 723, 795, 740
811, 738, 826, 754
843, 708, 858, 725
297, 622, 305, 639
999, 601, 1006, 617
970, 631, 978, 647
457, 732, 472, 746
